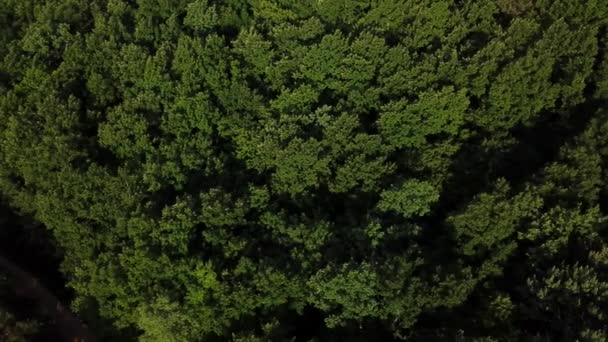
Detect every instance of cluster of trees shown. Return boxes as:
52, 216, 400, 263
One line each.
1, 0, 607, 340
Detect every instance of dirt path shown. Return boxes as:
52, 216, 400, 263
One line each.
0, 254, 95, 342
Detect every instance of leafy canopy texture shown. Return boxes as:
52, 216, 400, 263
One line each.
1, 0, 608, 340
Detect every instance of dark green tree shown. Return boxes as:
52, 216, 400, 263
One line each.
0, 0, 607, 340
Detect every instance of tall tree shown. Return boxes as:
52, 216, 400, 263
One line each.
0, 0, 607, 340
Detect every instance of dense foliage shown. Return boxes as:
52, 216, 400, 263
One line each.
1, 0, 608, 340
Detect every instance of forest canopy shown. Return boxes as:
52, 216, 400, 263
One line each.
1, 0, 608, 340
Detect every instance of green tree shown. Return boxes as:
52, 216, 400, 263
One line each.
0, 0, 607, 340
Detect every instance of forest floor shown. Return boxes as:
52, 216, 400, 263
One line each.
0, 254, 95, 342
